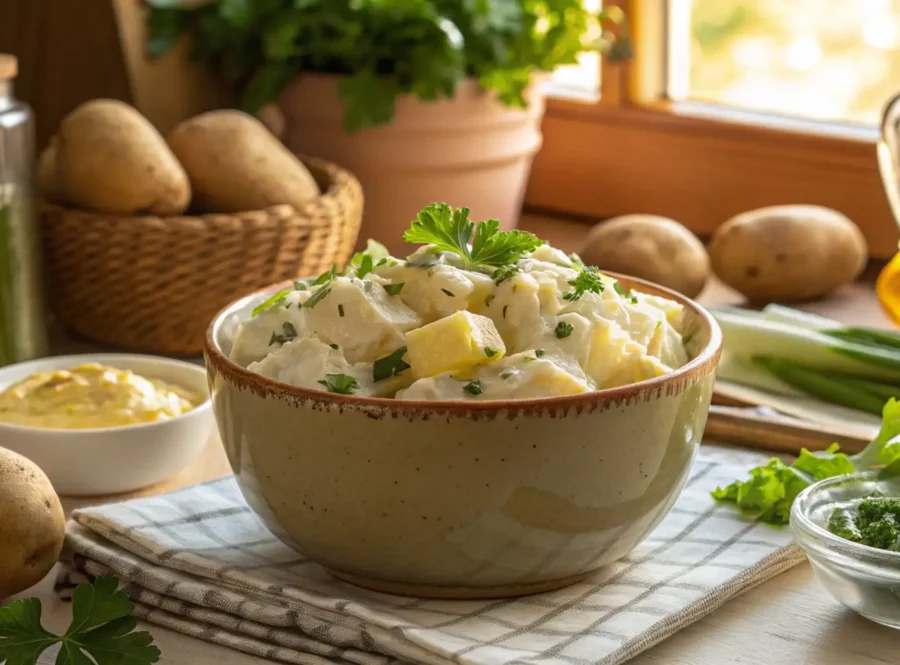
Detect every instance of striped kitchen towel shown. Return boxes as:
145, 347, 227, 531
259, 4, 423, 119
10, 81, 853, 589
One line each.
59, 447, 803, 665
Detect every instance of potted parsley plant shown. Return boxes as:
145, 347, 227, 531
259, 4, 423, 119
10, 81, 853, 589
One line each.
147, 0, 630, 252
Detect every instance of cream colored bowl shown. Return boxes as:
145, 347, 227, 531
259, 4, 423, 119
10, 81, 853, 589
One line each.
0, 354, 213, 496
206, 275, 722, 598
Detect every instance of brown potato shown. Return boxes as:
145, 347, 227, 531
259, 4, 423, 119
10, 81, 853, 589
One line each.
56, 99, 190, 214
709, 205, 867, 302
167, 109, 319, 213
579, 214, 710, 298
0, 447, 65, 599
36, 136, 65, 203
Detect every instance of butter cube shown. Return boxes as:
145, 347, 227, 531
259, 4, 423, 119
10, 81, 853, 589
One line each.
406, 311, 506, 379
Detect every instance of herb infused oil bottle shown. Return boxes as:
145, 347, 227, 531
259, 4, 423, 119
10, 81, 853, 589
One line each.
0, 54, 47, 365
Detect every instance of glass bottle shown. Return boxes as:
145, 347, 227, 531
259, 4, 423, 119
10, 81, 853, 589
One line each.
0, 54, 48, 365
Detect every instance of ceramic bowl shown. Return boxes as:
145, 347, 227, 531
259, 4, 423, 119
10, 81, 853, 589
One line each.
205, 275, 722, 598
0, 354, 214, 496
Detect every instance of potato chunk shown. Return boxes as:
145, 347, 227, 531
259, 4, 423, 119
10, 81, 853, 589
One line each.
405, 311, 505, 379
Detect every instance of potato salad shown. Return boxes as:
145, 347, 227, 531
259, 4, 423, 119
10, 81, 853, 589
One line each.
231, 203, 689, 401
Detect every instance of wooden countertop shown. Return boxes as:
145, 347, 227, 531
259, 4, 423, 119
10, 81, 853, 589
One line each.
13, 214, 900, 664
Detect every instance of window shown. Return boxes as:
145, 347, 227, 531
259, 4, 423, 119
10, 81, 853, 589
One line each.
527, 0, 900, 259
670, 0, 900, 127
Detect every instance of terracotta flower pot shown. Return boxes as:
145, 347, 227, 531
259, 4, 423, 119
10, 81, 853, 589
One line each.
278, 74, 546, 253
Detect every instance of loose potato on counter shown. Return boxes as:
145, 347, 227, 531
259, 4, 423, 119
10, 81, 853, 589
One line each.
167, 110, 320, 213
579, 215, 710, 298
56, 99, 190, 214
709, 205, 867, 302
0, 447, 65, 599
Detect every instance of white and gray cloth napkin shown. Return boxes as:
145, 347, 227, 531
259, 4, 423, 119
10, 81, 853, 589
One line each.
58, 447, 804, 665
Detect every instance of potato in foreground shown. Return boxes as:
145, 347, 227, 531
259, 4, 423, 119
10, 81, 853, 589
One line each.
0, 447, 65, 599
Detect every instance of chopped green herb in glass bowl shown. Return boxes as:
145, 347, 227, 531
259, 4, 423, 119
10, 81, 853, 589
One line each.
790, 471, 900, 629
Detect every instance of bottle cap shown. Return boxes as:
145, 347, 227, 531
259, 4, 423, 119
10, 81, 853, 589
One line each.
0, 55, 18, 81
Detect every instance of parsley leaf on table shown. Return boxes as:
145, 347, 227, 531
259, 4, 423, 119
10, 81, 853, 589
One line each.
713, 399, 900, 524
403, 203, 543, 270
0, 575, 160, 665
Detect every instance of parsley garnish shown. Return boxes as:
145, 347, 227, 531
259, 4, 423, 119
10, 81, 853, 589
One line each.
338, 304, 345, 317
555, 321, 574, 339
535, 349, 546, 357
0, 575, 160, 665
329, 343, 340, 350
384, 282, 405, 296
484, 293, 495, 307
373, 347, 411, 382
318, 374, 358, 394
502, 305, 508, 319
463, 379, 484, 396
631, 295, 639, 304
304, 285, 332, 309
491, 264, 519, 285
268, 321, 298, 346
485, 347, 498, 358
403, 203, 543, 269
500, 369, 515, 380
441, 288, 455, 297
357, 254, 374, 278
563, 266, 605, 302
252, 289, 291, 317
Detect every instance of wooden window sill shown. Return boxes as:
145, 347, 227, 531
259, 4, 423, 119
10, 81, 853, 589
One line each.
525, 100, 899, 260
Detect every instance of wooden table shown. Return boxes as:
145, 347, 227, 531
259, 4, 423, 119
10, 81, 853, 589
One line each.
14, 214, 900, 664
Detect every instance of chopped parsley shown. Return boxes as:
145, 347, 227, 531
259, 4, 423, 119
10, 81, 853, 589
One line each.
502, 305, 508, 319
827, 495, 900, 551
384, 282, 405, 296
491, 264, 519, 285
535, 349, 546, 357
555, 321, 574, 339
485, 347, 499, 358
500, 369, 515, 380
268, 321, 298, 346
304, 285, 332, 309
252, 289, 291, 317
318, 374, 358, 395
441, 288, 455, 297
376, 257, 399, 268
338, 304, 345, 317
563, 266, 605, 302
403, 203, 543, 269
373, 347, 411, 382
329, 343, 340, 350
463, 379, 484, 396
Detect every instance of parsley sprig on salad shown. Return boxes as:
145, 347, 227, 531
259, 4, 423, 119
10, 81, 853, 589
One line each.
403, 203, 544, 270
713, 399, 900, 524
0, 575, 160, 665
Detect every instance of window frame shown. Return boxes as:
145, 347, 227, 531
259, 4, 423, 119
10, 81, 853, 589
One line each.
525, 0, 899, 259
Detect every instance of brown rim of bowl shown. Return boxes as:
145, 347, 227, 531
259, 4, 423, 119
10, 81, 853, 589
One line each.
204, 272, 722, 414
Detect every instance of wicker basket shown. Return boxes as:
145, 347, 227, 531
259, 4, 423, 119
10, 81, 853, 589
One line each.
40, 156, 363, 356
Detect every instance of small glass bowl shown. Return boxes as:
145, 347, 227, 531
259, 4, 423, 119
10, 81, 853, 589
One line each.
790, 472, 900, 629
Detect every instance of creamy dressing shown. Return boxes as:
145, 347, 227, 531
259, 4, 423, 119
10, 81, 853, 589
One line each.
233, 240, 690, 401
0, 363, 198, 429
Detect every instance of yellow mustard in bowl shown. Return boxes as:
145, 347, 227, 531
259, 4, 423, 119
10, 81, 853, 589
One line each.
0, 362, 199, 429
